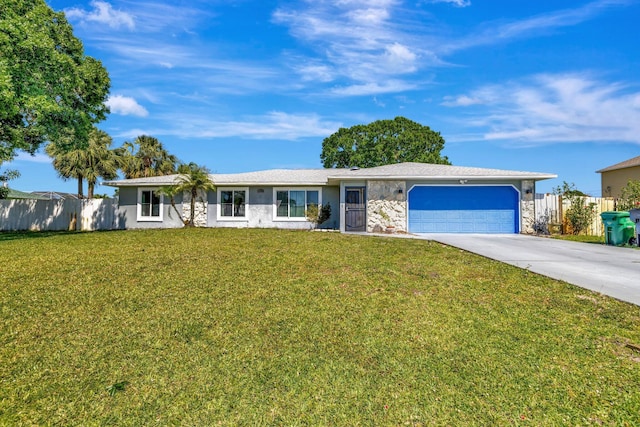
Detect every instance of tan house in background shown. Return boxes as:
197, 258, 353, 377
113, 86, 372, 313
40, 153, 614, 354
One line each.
597, 155, 640, 197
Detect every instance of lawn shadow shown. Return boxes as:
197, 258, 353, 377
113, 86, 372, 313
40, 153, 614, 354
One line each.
0, 230, 82, 242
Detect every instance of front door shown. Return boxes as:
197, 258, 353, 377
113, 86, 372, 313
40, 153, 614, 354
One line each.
345, 187, 366, 232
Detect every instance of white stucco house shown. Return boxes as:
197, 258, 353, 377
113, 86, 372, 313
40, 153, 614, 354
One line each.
103, 162, 556, 234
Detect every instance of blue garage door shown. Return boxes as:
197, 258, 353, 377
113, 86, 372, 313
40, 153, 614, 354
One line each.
409, 186, 519, 233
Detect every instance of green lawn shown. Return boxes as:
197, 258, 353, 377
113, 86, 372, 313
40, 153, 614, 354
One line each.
1, 229, 639, 425
550, 234, 640, 249
550, 234, 605, 244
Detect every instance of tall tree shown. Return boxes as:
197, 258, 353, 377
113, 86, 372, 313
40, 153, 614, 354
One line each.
0, 0, 110, 166
160, 163, 215, 227
46, 127, 119, 198
320, 116, 450, 168
118, 135, 178, 179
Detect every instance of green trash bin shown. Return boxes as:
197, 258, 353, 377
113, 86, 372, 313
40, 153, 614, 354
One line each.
601, 211, 636, 246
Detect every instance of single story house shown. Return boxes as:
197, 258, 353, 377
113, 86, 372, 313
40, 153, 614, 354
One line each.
103, 162, 556, 234
596, 155, 640, 198
2, 187, 50, 200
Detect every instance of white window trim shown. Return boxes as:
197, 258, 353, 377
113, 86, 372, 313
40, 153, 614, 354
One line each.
217, 187, 249, 221
137, 187, 164, 222
273, 187, 322, 222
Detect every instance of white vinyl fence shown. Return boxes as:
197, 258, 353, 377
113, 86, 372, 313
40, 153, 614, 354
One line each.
534, 194, 615, 236
0, 198, 123, 232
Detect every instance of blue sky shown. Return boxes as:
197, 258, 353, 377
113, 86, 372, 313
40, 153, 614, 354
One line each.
7, 0, 640, 196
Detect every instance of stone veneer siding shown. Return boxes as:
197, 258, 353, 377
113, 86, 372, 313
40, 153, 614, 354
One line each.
182, 189, 208, 227
520, 180, 535, 234
367, 180, 407, 233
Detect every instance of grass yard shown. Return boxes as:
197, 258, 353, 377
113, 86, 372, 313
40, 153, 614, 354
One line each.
550, 234, 605, 244
550, 234, 640, 249
1, 228, 640, 425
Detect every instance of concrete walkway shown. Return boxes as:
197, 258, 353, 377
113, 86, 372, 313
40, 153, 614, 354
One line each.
416, 234, 640, 307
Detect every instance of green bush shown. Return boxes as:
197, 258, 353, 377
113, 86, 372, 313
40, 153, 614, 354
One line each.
0, 169, 20, 199
306, 203, 332, 228
617, 180, 640, 211
554, 182, 597, 235
565, 199, 597, 235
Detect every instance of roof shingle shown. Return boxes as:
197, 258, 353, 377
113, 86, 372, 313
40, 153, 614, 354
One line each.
596, 155, 640, 173
103, 162, 556, 187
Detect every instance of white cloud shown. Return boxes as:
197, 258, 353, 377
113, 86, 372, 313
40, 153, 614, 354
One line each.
441, 95, 483, 106
444, 73, 640, 144
110, 1, 212, 34
106, 95, 149, 117
115, 112, 342, 141
443, 0, 631, 52
15, 153, 51, 164
373, 96, 386, 107
423, 0, 471, 7
295, 63, 335, 82
272, 1, 427, 95
330, 80, 417, 96
65, 1, 135, 30
97, 38, 194, 68
384, 43, 417, 73
346, 8, 390, 24
214, 112, 342, 140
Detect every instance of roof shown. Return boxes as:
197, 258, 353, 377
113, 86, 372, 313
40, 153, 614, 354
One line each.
212, 168, 345, 185
327, 162, 556, 181
103, 162, 556, 187
30, 191, 81, 200
3, 188, 50, 200
103, 175, 183, 187
596, 155, 640, 173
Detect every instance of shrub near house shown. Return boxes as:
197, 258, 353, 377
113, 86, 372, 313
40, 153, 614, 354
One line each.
554, 182, 597, 235
617, 180, 640, 211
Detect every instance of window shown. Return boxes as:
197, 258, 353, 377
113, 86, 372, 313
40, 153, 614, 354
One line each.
275, 188, 320, 219
217, 188, 248, 220
137, 188, 163, 221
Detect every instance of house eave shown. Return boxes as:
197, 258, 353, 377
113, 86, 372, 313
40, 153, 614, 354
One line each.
328, 174, 557, 182
213, 180, 330, 187
105, 174, 557, 188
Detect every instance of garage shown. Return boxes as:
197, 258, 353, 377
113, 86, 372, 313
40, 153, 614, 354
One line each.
408, 185, 520, 234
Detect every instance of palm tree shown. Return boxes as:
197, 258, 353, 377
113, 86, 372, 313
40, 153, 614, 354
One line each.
47, 127, 119, 198
160, 163, 215, 227
118, 135, 178, 179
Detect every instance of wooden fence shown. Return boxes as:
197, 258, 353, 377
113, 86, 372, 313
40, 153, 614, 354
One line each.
0, 198, 123, 232
534, 194, 615, 236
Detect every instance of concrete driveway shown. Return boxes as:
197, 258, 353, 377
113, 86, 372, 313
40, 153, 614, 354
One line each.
418, 234, 640, 306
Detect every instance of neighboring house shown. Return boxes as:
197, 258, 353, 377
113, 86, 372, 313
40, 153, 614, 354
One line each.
103, 162, 556, 234
30, 191, 81, 200
596, 155, 640, 198
3, 188, 50, 200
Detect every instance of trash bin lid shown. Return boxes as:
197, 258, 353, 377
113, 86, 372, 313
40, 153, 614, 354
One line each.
601, 211, 630, 220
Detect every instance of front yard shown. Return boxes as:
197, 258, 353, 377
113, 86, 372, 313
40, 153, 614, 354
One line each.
1, 228, 639, 425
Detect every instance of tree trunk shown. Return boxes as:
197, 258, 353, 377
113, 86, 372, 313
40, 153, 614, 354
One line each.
190, 188, 197, 226
77, 176, 84, 199
169, 196, 188, 226
87, 180, 95, 199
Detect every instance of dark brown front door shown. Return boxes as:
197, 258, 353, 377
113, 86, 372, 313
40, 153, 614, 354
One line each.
345, 187, 366, 232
